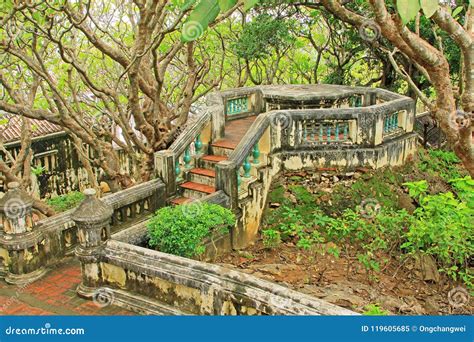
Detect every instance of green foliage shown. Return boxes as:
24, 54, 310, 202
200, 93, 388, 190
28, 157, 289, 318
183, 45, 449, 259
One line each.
46, 192, 85, 212
397, 0, 421, 24
363, 304, 390, 316
418, 149, 462, 180
329, 168, 401, 215
264, 162, 473, 289
450, 176, 474, 208
403, 180, 429, 199
31, 165, 46, 176
262, 229, 281, 249
401, 183, 474, 289
288, 185, 314, 206
268, 184, 287, 204
147, 203, 235, 258
233, 14, 295, 60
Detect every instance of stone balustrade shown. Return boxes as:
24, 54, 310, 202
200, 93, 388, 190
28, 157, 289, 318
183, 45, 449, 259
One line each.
0, 179, 165, 284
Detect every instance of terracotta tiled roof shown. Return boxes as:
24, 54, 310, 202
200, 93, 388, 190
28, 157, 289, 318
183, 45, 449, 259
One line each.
0, 112, 64, 144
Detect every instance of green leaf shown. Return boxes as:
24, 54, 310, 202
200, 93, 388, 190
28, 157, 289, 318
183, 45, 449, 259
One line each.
420, 0, 439, 18
218, 0, 237, 11
181, 0, 220, 42
243, 0, 259, 12
397, 0, 421, 24
452, 6, 464, 18
181, 0, 197, 11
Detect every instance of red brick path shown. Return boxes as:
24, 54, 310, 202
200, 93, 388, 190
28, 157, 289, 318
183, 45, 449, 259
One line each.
0, 258, 134, 315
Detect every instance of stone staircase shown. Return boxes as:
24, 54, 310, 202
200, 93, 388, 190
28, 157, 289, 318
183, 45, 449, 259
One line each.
170, 116, 257, 205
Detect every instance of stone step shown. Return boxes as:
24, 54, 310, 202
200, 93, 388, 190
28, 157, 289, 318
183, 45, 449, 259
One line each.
198, 155, 227, 169
169, 196, 192, 205
181, 181, 216, 199
189, 168, 216, 186
210, 145, 234, 158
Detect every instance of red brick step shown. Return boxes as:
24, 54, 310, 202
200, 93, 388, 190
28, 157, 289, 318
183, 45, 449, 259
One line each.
180, 181, 216, 194
189, 168, 216, 178
201, 155, 227, 163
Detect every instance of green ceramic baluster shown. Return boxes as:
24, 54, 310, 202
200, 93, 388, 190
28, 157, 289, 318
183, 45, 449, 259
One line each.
195, 134, 203, 154
183, 146, 191, 169
175, 159, 181, 180
252, 144, 260, 164
243, 156, 251, 178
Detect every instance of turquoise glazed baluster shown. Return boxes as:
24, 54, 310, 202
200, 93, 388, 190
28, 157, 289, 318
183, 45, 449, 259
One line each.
327, 125, 331, 142
175, 159, 181, 180
335, 124, 340, 142
195, 134, 203, 154
392, 113, 398, 130
243, 156, 251, 178
343, 124, 348, 141
319, 125, 323, 142
183, 146, 191, 169
252, 144, 260, 164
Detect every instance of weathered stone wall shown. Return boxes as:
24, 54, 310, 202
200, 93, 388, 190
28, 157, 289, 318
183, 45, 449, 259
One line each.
77, 237, 357, 315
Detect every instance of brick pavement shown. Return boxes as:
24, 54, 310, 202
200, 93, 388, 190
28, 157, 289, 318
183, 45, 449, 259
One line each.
0, 258, 134, 315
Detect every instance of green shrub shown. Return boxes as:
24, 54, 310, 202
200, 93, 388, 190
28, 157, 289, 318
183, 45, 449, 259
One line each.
401, 184, 474, 289
363, 304, 390, 316
418, 149, 462, 180
47, 191, 85, 212
147, 202, 235, 258
262, 229, 281, 249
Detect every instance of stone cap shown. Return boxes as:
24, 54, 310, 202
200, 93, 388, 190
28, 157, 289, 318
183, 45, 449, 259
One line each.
71, 189, 113, 224
0, 182, 34, 213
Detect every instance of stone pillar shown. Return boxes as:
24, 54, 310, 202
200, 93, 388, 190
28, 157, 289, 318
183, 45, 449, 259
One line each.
0, 182, 46, 284
154, 150, 176, 196
74, 188, 113, 297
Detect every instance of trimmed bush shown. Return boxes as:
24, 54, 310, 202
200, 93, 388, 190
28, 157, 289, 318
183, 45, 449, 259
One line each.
147, 202, 235, 258
47, 191, 85, 212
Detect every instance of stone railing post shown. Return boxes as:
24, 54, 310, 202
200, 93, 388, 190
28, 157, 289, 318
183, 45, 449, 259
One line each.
0, 182, 46, 284
154, 149, 176, 197
215, 161, 239, 210
74, 188, 113, 295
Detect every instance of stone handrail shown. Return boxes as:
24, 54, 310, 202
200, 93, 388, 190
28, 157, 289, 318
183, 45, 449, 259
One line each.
168, 110, 212, 158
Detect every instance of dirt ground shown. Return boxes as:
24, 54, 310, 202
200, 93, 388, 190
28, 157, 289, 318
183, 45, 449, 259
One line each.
216, 239, 473, 315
